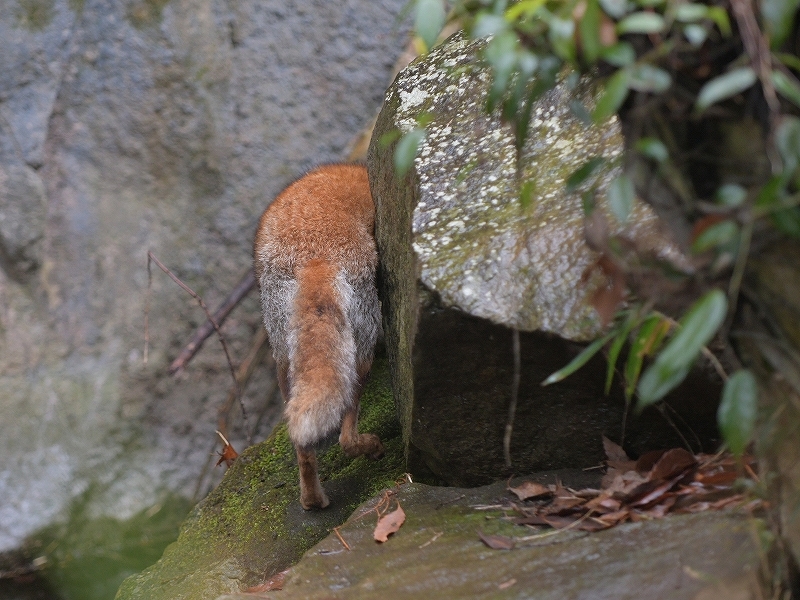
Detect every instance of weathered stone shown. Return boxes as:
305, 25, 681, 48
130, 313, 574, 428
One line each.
368, 33, 718, 484
0, 111, 47, 280
0, 0, 409, 571
115, 357, 403, 600
741, 239, 800, 573
224, 477, 762, 599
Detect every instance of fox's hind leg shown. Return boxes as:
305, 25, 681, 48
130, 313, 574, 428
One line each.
278, 359, 329, 510
339, 364, 384, 460
297, 447, 329, 510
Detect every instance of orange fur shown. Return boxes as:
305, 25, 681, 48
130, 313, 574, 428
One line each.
253, 164, 384, 510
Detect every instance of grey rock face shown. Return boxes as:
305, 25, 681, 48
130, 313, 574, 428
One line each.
388, 33, 688, 340
369, 33, 718, 485
0, 0, 409, 553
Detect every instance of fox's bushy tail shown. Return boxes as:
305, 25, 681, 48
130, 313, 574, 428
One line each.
284, 259, 356, 449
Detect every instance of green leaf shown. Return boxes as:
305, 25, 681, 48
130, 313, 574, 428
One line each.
548, 16, 577, 61
579, 0, 602, 64
675, 3, 708, 22
683, 24, 708, 47
593, 68, 630, 123
415, 0, 446, 52
394, 128, 426, 177
625, 314, 669, 401
776, 52, 800, 73
718, 369, 758, 456
599, 0, 627, 19
566, 156, 605, 192
601, 42, 636, 67
379, 129, 401, 148
637, 290, 727, 407
542, 331, 616, 386
628, 63, 672, 93
772, 207, 800, 238
773, 70, 800, 111
635, 137, 669, 162
695, 67, 757, 113
761, 0, 800, 49
715, 183, 746, 207
607, 174, 635, 223
472, 13, 509, 38
705, 7, 732, 36
605, 312, 637, 395
506, 0, 548, 21
691, 220, 739, 253
617, 12, 665, 35
777, 116, 800, 173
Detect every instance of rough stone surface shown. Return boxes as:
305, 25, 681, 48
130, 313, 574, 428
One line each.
221, 477, 762, 599
742, 239, 800, 573
368, 33, 718, 484
377, 33, 688, 340
0, 0, 409, 557
115, 357, 403, 600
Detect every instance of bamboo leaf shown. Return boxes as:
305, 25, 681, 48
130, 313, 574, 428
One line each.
394, 128, 426, 176
715, 183, 746, 207
605, 313, 636, 395
691, 220, 739, 253
635, 137, 669, 163
628, 64, 672, 93
566, 156, 605, 192
637, 290, 727, 407
718, 369, 758, 456
607, 174, 635, 223
616, 12, 665, 34
593, 68, 630, 123
542, 331, 616, 386
580, 0, 602, 64
415, 0, 446, 52
761, 0, 800, 49
772, 70, 800, 111
624, 314, 668, 401
695, 67, 757, 113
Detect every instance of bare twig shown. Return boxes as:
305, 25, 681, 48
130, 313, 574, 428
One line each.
169, 270, 257, 375
333, 527, 351, 551
146, 251, 250, 440
504, 328, 521, 468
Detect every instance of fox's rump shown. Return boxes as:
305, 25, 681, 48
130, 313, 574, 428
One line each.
283, 261, 357, 448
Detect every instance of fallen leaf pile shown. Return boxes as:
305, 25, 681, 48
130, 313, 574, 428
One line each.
500, 438, 761, 535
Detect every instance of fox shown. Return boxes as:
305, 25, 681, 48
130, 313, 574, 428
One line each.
253, 163, 384, 510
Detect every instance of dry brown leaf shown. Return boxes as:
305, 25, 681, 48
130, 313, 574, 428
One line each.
478, 530, 515, 550
508, 480, 552, 501
374, 503, 405, 543
215, 431, 239, 467
648, 448, 696, 481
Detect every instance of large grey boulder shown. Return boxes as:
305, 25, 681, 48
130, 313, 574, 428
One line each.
0, 0, 409, 570
369, 33, 719, 485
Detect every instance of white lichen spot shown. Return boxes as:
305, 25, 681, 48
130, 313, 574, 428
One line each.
399, 88, 430, 112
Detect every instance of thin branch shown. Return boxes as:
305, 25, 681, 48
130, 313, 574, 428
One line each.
504, 328, 521, 469
146, 251, 251, 440
169, 270, 256, 375
145, 252, 152, 364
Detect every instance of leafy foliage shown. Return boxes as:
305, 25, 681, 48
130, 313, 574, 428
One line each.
406, 0, 800, 455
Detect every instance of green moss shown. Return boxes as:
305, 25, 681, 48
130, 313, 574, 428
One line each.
116, 354, 403, 600
15, 0, 54, 31
127, 0, 170, 28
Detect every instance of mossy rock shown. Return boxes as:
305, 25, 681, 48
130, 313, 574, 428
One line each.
218, 475, 763, 599
115, 356, 403, 600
